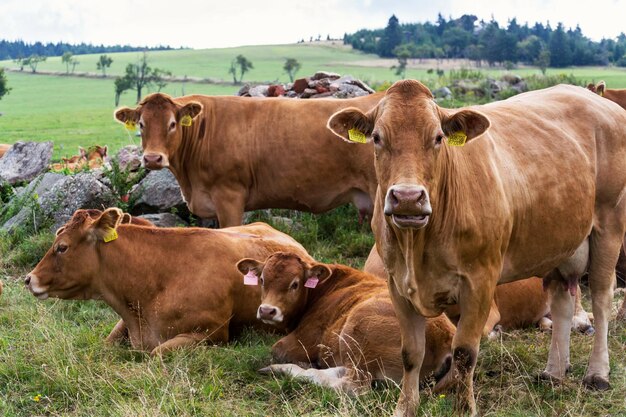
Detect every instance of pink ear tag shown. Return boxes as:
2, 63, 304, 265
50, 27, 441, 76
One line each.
244, 270, 258, 286
304, 277, 319, 289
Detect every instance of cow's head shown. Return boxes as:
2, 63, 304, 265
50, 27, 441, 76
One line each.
114, 93, 202, 170
327, 79, 490, 230
25, 208, 125, 300
236, 252, 331, 329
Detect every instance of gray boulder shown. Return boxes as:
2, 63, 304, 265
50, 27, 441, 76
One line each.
248, 85, 269, 97
0, 141, 53, 185
2, 172, 116, 232
432, 87, 452, 99
137, 213, 187, 228
132, 169, 185, 212
116, 145, 143, 172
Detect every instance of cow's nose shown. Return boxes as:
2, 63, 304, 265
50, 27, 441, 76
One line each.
143, 154, 163, 165
384, 184, 430, 215
258, 306, 277, 319
24, 274, 31, 286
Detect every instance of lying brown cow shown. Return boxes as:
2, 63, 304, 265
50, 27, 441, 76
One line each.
0, 143, 10, 158
50, 145, 108, 172
328, 81, 626, 416
236, 252, 455, 393
114, 92, 382, 227
25, 208, 308, 355
365, 245, 594, 337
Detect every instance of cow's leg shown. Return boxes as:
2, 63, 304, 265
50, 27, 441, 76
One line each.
542, 272, 575, 381
213, 188, 246, 227
483, 299, 502, 340
105, 319, 129, 344
388, 279, 426, 417
434, 282, 493, 417
571, 285, 594, 335
150, 328, 229, 356
259, 364, 360, 392
583, 222, 623, 389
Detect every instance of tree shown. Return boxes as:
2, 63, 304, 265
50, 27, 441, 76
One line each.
97, 55, 113, 77
283, 58, 301, 82
13, 57, 25, 71
378, 15, 403, 57
24, 54, 46, 73
228, 54, 253, 84
70, 57, 79, 74
62, 51, 73, 74
535, 47, 551, 75
114, 76, 131, 106
549, 23, 572, 67
0, 68, 11, 101
391, 45, 411, 79
118, 52, 170, 103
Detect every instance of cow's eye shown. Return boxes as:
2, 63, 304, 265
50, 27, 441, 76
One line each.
259, 277, 264, 286
169, 121, 176, 130
435, 133, 444, 145
372, 132, 381, 146
290, 281, 298, 290
56, 244, 68, 254
139, 121, 144, 130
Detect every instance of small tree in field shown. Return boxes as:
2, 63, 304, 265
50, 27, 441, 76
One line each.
97, 55, 113, 77
114, 76, 131, 106
62, 52, 73, 74
283, 58, 301, 82
0, 68, 11, 101
25, 54, 46, 73
228, 55, 253, 84
535, 48, 551, 75
117, 52, 170, 103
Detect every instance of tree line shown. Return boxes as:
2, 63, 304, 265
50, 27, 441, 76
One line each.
0, 39, 173, 61
344, 14, 626, 68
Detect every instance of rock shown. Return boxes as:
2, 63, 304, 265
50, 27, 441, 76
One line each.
300, 88, 318, 98
248, 85, 269, 97
2, 172, 116, 232
432, 87, 452, 99
333, 84, 370, 98
315, 85, 329, 94
115, 145, 143, 172
501, 73, 522, 84
270, 216, 303, 231
267, 85, 286, 97
310, 71, 341, 81
137, 213, 187, 228
132, 169, 186, 212
510, 81, 528, 94
0, 141, 53, 185
292, 78, 310, 94
237, 84, 251, 97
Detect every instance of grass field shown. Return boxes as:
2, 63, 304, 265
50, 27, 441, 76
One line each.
1, 42, 626, 416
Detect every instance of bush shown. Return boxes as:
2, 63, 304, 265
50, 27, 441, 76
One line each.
525, 73, 583, 91
102, 159, 145, 212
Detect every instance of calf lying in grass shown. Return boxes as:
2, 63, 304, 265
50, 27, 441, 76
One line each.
25, 208, 308, 356
237, 252, 455, 393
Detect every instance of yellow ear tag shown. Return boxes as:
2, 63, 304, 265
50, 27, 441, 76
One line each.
103, 228, 118, 243
447, 131, 467, 147
180, 115, 193, 127
599, 90, 604, 97
124, 120, 136, 131
348, 128, 367, 143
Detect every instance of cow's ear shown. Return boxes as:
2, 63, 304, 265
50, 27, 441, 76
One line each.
114, 107, 139, 124
327, 107, 375, 144
236, 258, 265, 276
91, 208, 123, 242
55, 226, 66, 236
306, 263, 332, 284
121, 213, 133, 224
596, 81, 606, 97
441, 109, 490, 144
586, 83, 597, 93
79, 147, 86, 158
177, 102, 203, 121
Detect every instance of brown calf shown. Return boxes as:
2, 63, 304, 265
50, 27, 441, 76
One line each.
25, 208, 308, 355
236, 252, 455, 393
0, 144, 10, 158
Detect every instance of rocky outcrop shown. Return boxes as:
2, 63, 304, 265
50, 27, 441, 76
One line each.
0, 141, 53, 185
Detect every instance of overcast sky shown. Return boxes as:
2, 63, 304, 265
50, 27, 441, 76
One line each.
1, 0, 624, 49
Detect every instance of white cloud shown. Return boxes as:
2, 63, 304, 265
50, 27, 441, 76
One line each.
0, 0, 623, 48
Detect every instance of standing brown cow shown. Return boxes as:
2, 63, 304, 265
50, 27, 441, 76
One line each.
24, 208, 309, 355
328, 81, 626, 416
237, 252, 455, 394
114, 92, 382, 227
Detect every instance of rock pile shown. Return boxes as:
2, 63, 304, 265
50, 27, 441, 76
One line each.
237, 71, 375, 99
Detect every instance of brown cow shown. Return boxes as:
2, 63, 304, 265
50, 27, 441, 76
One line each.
587, 81, 626, 109
50, 145, 109, 172
328, 81, 626, 416
236, 252, 455, 393
24, 208, 309, 355
365, 244, 594, 338
0, 144, 10, 158
113, 92, 382, 227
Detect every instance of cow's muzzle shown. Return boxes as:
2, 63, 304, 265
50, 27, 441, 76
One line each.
24, 273, 49, 300
142, 152, 169, 170
384, 184, 432, 229
257, 303, 284, 324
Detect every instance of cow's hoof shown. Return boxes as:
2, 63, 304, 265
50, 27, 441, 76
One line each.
538, 371, 564, 384
258, 366, 272, 374
583, 374, 610, 391
573, 322, 595, 335
487, 325, 503, 341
